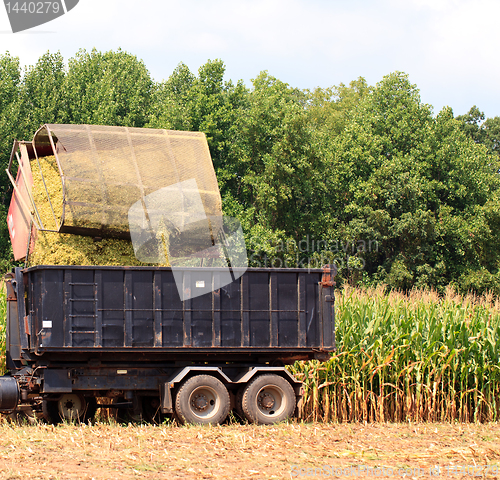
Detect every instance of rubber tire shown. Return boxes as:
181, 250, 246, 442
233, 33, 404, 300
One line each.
234, 386, 246, 422
175, 375, 230, 425
241, 374, 296, 425
8, 408, 42, 425
113, 397, 143, 424
43, 394, 96, 424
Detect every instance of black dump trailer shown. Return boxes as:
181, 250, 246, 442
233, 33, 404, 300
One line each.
0, 264, 335, 424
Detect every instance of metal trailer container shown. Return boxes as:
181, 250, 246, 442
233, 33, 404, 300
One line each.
0, 264, 335, 425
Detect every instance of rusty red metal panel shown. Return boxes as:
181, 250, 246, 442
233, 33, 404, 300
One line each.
320, 264, 337, 287
7, 144, 36, 261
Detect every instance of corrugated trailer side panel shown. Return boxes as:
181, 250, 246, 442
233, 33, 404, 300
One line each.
25, 266, 333, 353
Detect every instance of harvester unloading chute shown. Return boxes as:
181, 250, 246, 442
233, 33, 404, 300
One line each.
7, 124, 247, 300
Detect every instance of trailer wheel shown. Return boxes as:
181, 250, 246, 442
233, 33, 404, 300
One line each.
8, 408, 43, 425
113, 397, 143, 424
241, 374, 296, 425
234, 386, 246, 421
43, 394, 96, 424
175, 375, 230, 425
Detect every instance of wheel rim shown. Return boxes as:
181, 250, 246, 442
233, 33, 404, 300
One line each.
188, 386, 220, 420
255, 385, 286, 418
58, 394, 85, 421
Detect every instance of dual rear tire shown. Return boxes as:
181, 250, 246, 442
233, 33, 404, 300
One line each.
175, 373, 296, 425
239, 374, 296, 425
175, 375, 230, 425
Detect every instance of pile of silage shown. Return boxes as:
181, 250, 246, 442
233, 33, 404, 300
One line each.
28, 155, 163, 266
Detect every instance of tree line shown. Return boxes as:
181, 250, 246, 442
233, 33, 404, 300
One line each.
1, 48, 500, 294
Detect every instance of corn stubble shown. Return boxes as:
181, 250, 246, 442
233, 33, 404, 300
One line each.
290, 285, 500, 423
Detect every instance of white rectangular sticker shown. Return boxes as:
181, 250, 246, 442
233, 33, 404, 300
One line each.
42, 321, 52, 329
117, 370, 128, 375
195, 280, 205, 288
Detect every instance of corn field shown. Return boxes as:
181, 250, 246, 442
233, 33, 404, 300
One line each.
1, 284, 499, 422
291, 285, 500, 423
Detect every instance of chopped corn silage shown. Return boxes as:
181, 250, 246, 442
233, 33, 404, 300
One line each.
29, 156, 166, 266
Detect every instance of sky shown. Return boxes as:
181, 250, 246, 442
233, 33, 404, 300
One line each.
1, 0, 499, 118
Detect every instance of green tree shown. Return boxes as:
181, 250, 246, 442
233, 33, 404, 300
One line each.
63, 48, 153, 126
307, 77, 371, 135
0, 53, 20, 117
224, 72, 333, 267
16, 51, 66, 137
322, 73, 500, 290
2, 51, 500, 293
456, 106, 500, 158
456, 105, 485, 144
0, 53, 22, 266
0, 52, 22, 195
149, 62, 196, 131
149, 59, 247, 178
481, 116, 500, 157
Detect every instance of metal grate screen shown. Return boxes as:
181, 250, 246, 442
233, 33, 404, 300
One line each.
33, 124, 222, 238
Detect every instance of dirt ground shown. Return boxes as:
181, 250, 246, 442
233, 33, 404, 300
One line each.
0, 421, 498, 480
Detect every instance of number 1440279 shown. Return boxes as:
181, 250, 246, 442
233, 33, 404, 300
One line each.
5, 2, 61, 14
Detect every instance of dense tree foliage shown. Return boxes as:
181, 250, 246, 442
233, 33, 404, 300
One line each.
1, 49, 500, 294
323, 76, 500, 291
63, 48, 153, 127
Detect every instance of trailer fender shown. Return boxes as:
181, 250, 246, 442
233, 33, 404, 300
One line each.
233, 367, 302, 389
160, 366, 232, 414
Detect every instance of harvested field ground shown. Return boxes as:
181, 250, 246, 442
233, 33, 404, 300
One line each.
0, 422, 499, 479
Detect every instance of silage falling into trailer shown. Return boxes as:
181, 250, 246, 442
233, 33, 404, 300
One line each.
7, 124, 248, 300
